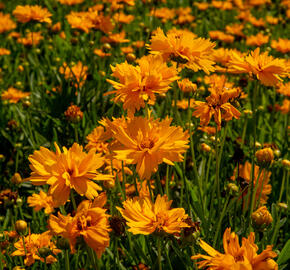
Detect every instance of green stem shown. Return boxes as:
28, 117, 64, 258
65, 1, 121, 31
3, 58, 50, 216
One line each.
213, 195, 230, 248
278, 170, 286, 203
70, 190, 77, 211
65, 249, 70, 270
215, 126, 221, 212
165, 165, 170, 198
157, 237, 162, 270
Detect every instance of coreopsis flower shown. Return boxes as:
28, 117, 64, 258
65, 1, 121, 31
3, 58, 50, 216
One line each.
266, 16, 279, 25
0, 12, 16, 33
49, 194, 110, 257
1, 87, 30, 103
106, 55, 179, 116
194, 2, 209, 10
255, 147, 274, 167
11, 231, 61, 266
113, 12, 134, 24
85, 126, 110, 154
17, 31, 43, 46
225, 23, 245, 37
104, 114, 189, 179
228, 48, 288, 86
13, 5, 52, 24
147, 28, 215, 74
59, 61, 88, 87
150, 8, 175, 23
276, 82, 290, 97
66, 12, 93, 33
209, 31, 235, 43
117, 194, 189, 235
174, 7, 195, 25
276, 98, 290, 114
271, 38, 290, 54
0, 48, 10, 56
101, 31, 130, 44
177, 79, 197, 93
27, 142, 113, 206
212, 0, 233, 10
192, 74, 241, 129
246, 33, 269, 47
64, 104, 83, 122
252, 206, 273, 227
192, 228, 278, 270
175, 99, 195, 110
27, 190, 55, 214
232, 161, 272, 209
58, 0, 84, 5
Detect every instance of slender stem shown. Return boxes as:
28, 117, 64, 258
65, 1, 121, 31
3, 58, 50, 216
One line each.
73, 124, 79, 143
278, 170, 286, 203
165, 165, 170, 198
65, 249, 70, 270
213, 195, 230, 248
215, 126, 221, 212
157, 237, 162, 270
249, 168, 262, 222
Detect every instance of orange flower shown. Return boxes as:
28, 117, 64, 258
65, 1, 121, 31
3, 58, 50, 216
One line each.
212, 0, 233, 10
106, 55, 179, 116
209, 31, 235, 43
228, 48, 288, 86
266, 16, 279, 25
27, 142, 113, 206
192, 228, 278, 270
59, 61, 88, 87
104, 114, 189, 179
100, 31, 130, 44
17, 31, 43, 46
232, 161, 272, 209
11, 231, 61, 266
64, 104, 83, 122
27, 190, 55, 214
225, 23, 245, 37
177, 78, 197, 93
66, 12, 94, 33
148, 28, 215, 74
13, 5, 52, 24
193, 75, 241, 128
117, 194, 189, 235
58, 0, 84, 5
271, 38, 290, 54
276, 98, 290, 114
194, 2, 209, 10
49, 194, 110, 257
113, 12, 134, 24
246, 33, 269, 47
1, 87, 30, 103
85, 126, 110, 154
276, 82, 290, 97
0, 12, 16, 33
94, 48, 111, 57
150, 7, 175, 23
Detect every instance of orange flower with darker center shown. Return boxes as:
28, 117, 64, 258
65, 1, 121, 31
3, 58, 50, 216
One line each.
193, 75, 241, 128
27, 143, 113, 206
13, 5, 52, 24
228, 48, 288, 86
1, 87, 30, 103
106, 54, 179, 116
0, 12, 16, 33
147, 28, 215, 74
103, 114, 189, 179
59, 61, 88, 87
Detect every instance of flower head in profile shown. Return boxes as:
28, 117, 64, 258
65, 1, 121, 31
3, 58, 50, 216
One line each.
147, 28, 215, 74
49, 193, 110, 257
106, 55, 179, 116
1, 87, 30, 103
192, 228, 278, 270
271, 38, 290, 54
11, 231, 61, 266
117, 194, 189, 235
17, 31, 43, 46
58, 0, 84, 5
103, 114, 189, 179
27, 143, 113, 206
192, 74, 241, 129
13, 5, 52, 24
59, 61, 88, 88
27, 190, 55, 214
232, 161, 272, 209
228, 48, 288, 86
0, 12, 16, 33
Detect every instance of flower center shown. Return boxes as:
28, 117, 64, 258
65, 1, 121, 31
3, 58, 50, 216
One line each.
139, 139, 155, 150
77, 216, 92, 231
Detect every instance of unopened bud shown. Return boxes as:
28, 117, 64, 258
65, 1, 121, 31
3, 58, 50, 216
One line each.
251, 206, 272, 229
11, 173, 22, 185
255, 148, 274, 167
15, 220, 27, 235
281, 159, 290, 168
126, 53, 136, 63
201, 143, 211, 153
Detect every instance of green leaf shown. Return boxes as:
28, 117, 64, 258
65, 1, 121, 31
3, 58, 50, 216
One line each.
277, 239, 290, 265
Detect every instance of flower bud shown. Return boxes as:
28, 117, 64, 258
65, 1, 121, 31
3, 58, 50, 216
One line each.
281, 159, 290, 168
56, 237, 70, 250
126, 53, 136, 63
273, 149, 281, 158
103, 179, 115, 189
15, 220, 27, 235
277, 202, 287, 211
11, 173, 22, 185
255, 147, 274, 167
251, 206, 272, 228
227, 183, 239, 195
102, 43, 111, 52
201, 143, 211, 153
109, 216, 126, 237
38, 247, 51, 258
